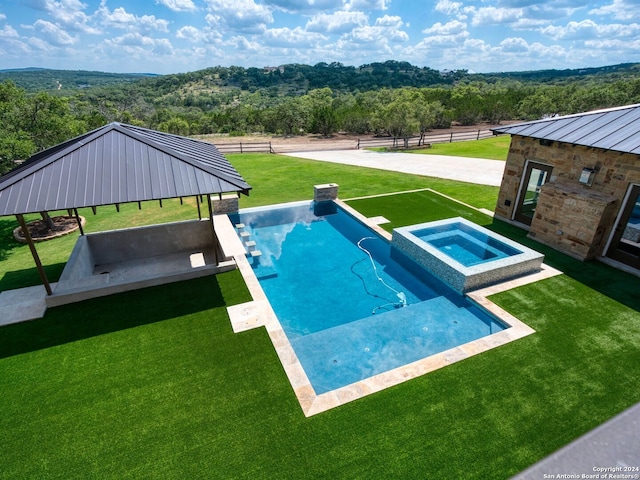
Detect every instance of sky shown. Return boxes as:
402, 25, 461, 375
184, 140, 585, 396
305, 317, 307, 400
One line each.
0, 0, 639, 75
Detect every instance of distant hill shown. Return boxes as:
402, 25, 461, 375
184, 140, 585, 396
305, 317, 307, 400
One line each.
480, 62, 640, 83
0, 68, 158, 93
1, 61, 639, 100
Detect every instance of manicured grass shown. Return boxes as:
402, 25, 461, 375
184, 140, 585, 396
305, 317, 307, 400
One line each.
1, 151, 639, 478
409, 135, 511, 160
0, 154, 498, 291
346, 189, 494, 232
228, 152, 499, 209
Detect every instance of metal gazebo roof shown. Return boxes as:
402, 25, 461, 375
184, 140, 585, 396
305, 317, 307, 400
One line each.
0, 122, 251, 216
492, 104, 640, 155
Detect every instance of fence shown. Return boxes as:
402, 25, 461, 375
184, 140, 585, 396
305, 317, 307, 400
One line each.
214, 142, 273, 154
356, 129, 495, 150
211, 129, 497, 153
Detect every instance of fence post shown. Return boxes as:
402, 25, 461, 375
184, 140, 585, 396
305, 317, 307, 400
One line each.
240, 142, 243, 153
357, 139, 360, 149
450, 132, 453, 142
477, 130, 480, 140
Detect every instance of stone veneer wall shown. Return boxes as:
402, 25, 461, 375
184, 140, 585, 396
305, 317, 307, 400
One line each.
529, 183, 618, 260
212, 194, 239, 214
495, 135, 640, 259
314, 183, 339, 202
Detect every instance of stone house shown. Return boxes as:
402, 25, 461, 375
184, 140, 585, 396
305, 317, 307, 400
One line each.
492, 104, 640, 275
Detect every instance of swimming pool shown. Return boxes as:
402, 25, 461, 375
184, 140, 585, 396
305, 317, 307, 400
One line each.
229, 202, 509, 394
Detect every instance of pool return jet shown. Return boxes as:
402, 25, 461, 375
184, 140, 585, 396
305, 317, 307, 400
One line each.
356, 237, 408, 314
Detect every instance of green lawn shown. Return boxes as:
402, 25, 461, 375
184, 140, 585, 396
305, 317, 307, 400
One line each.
1, 150, 639, 479
409, 135, 511, 160
0, 154, 498, 292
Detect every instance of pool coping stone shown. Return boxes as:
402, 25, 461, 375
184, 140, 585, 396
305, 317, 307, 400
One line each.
222, 200, 563, 417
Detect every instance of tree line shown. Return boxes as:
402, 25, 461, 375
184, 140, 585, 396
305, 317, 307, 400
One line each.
1, 61, 640, 174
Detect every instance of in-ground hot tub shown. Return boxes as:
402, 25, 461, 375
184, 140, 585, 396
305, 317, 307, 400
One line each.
391, 217, 544, 293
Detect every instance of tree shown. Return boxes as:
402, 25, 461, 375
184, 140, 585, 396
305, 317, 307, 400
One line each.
21, 92, 84, 150
375, 89, 436, 148
0, 81, 35, 174
0, 81, 86, 233
268, 97, 309, 135
158, 117, 190, 135
450, 83, 484, 126
306, 88, 338, 136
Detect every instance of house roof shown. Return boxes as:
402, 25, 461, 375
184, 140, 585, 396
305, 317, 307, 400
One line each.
492, 104, 640, 155
0, 122, 252, 216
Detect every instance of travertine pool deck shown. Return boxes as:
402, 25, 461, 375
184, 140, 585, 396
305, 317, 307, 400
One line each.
222, 200, 562, 416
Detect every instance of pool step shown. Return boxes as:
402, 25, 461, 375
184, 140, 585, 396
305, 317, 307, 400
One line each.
256, 268, 278, 281
235, 224, 261, 256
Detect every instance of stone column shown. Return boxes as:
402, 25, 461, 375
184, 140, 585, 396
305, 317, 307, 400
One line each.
314, 183, 339, 202
212, 194, 239, 214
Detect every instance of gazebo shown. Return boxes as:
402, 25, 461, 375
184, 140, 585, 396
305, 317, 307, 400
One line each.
0, 122, 252, 306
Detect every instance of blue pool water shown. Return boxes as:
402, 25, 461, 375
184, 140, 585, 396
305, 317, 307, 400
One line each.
230, 202, 507, 394
413, 221, 522, 267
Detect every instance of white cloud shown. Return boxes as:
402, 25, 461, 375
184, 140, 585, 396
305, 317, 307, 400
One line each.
156, 0, 197, 12
204, 0, 273, 32
97, 3, 169, 33
585, 37, 640, 51
499, 36, 529, 52
349, 22, 407, 44
28, 35, 57, 52
33, 18, 77, 44
590, 0, 640, 21
262, 26, 326, 47
422, 20, 467, 36
306, 11, 368, 34
469, 7, 523, 26
176, 25, 202, 41
435, 0, 463, 16
103, 32, 175, 59
0, 24, 19, 39
375, 15, 402, 27
346, 0, 388, 10
541, 19, 640, 41
226, 35, 262, 51
24, 0, 101, 34
264, 0, 344, 13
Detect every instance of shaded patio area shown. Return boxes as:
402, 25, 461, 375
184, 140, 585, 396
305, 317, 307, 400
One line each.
0, 122, 251, 313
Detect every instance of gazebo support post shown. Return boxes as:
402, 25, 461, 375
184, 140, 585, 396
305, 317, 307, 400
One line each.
206, 195, 220, 265
16, 214, 53, 296
73, 208, 84, 235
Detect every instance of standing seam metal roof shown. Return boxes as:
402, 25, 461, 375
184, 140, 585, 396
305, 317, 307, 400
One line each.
0, 122, 252, 216
492, 104, 640, 155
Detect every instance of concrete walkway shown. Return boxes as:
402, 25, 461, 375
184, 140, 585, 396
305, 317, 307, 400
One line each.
284, 149, 506, 186
0, 284, 50, 326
